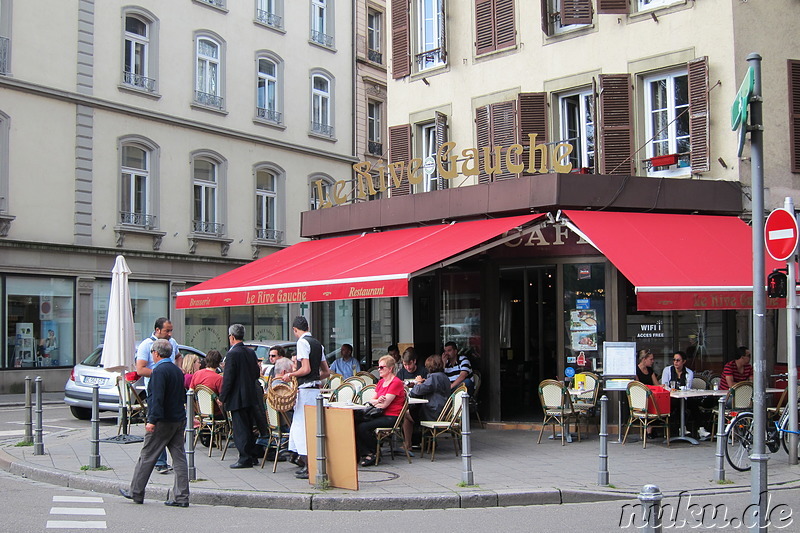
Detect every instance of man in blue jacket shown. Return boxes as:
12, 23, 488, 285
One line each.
120, 339, 189, 507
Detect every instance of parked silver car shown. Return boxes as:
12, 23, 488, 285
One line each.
242, 340, 297, 375
64, 343, 206, 420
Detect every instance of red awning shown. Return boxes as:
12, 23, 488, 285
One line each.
560, 210, 784, 310
176, 214, 544, 309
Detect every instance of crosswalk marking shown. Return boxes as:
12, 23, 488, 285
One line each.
52, 496, 104, 503
50, 507, 106, 516
46, 520, 107, 529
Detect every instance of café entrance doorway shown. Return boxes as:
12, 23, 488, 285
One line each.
498, 265, 558, 421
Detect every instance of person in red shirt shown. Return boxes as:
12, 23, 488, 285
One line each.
356, 354, 406, 466
719, 346, 753, 391
189, 350, 223, 394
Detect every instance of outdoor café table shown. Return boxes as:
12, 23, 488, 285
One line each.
326, 401, 367, 410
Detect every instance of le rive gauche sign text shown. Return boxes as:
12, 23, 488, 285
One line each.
313, 136, 574, 207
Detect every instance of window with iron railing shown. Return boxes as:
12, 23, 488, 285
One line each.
195, 91, 224, 109
256, 228, 283, 242
192, 220, 224, 235
120, 211, 156, 229
123, 72, 156, 92
257, 107, 282, 123
256, 9, 281, 28
310, 30, 334, 48
311, 121, 334, 137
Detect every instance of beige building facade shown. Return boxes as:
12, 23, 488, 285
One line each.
0, 0, 356, 391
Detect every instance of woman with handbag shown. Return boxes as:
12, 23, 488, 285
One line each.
356, 354, 406, 466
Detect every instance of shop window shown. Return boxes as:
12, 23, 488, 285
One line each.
255, 0, 282, 29
475, 0, 516, 54
254, 166, 283, 243
441, 271, 482, 361
92, 280, 168, 348
256, 54, 282, 124
319, 300, 355, 360
310, 72, 334, 137
563, 263, 605, 374
541, 0, 592, 36
367, 9, 382, 64
194, 33, 225, 109
558, 89, 595, 172
310, 0, 335, 48
5, 276, 74, 368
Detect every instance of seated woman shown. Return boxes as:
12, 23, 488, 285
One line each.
403, 354, 450, 451
181, 353, 202, 389
660, 351, 694, 389
636, 349, 659, 386
356, 354, 406, 467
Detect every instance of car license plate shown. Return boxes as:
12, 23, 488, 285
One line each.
83, 376, 107, 385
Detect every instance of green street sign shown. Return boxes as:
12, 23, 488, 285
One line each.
731, 66, 755, 131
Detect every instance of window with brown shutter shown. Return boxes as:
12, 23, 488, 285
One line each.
597, 0, 628, 14
391, 0, 410, 79
540, 0, 552, 36
561, 0, 593, 25
389, 124, 412, 195
598, 74, 633, 175
688, 56, 710, 174
518, 92, 548, 175
475, 0, 516, 55
491, 101, 518, 180
434, 111, 449, 189
475, 105, 492, 184
790, 60, 800, 173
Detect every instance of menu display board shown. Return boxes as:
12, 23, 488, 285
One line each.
602, 341, 637, 377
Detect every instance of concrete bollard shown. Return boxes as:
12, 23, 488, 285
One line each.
315, 394, 328, 489
185, 389, 196, 481
598, 394, 609, 486
34, 376, 44, 455
714, 395, 725, 482
89, 384, 101, 468
24, 376, 32, 443
460, 391, 474, 485
638, 484, 663, 533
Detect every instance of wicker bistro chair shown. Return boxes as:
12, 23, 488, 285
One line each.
324, 373, 343, 391
537, 379, 581, 445
622, 381, 670, 449
357, 371, 378, 385
343, 376, 366, 394
260, 391, 292, 472
573, 372, 601, 433
331, 382, 358, 404
374, 397, 412, 465
220, 410, 236, 461
711, 380, 754, 438
420, 385, 467, 461
193, 385, 229, 457
691, 376, 708, 390
357, 384, 377, 405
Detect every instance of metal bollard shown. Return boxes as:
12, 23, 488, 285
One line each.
315, 394, 328, 489
598, 394, 609, 486
638, 484, 663, 533
89, 384, 101, 468
24, 376, 32, 443
714, 395, 725, 482
34, 376, 44, 455
460, 391, 474, 485
185, 389, 196, 481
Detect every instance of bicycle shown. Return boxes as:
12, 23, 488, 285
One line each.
724, 396, 800, 471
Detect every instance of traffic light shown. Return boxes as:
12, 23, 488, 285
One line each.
768, 270, 787, 298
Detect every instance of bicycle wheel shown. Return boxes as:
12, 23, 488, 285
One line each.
781, 420, 800, 457
725, 413, 754, 471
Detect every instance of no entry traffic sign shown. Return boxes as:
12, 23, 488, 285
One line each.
765, 208, 799, 261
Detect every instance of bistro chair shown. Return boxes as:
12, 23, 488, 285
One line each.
711, 380, 753, 439
258, 376, 270, 393
375, 397, 412, 465
219, 410, 236, 461
708, 376, 722, 390
260, 393, 291, 472
357, 384, 377, 405
691, 376, 708, 390
343, 375, 366, 394
324, 373, 343, 391
117, 378, 147, 434
622, 381, 670, 449
369, 366, 381, 379
356, 371, 378, 385
573, 372, 601, 433
193, 385, 228, 457
537, 379, 580, 446
420, 385, 466, 461
470, 370, 483, 429
330, 382, 357, 404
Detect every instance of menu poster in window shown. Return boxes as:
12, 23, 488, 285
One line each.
603, 341, 637, 377
569, 309, 597, 351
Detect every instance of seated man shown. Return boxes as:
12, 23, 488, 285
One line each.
720, 346, 753, 391
443, 341, 474, 396
396, 348, 428, 381
266, 346, 286, 379
329, 343, 360, 378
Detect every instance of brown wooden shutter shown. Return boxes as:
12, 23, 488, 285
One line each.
518, 92, 548, 175
475, 0, 495, 55
561, 0, 593, 25
597, 0, 628, 14
475, 105, 491, 184
435, 111, 449, 189
495, 0, 516, 50
491, 101, 518, 180
389, 124, 412, 195
438, 0, 447, 63
790, 60, 800, 173
540, 0, 552, 36
391, 0, 410, 79
598, 74, 634, 175
688, 56, 710, 174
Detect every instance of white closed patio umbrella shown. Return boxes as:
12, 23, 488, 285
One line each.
100, 255, 138, 440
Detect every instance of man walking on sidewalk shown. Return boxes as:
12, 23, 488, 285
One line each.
120, 339, 190, 507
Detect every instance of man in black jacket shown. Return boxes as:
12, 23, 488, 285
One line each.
120, 339, 189, 507
220, 323, 268, 468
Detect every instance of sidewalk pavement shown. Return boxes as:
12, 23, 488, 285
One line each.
1, 393, 799, 510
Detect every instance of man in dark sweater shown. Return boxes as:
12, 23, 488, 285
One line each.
120, 339, 189, 507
